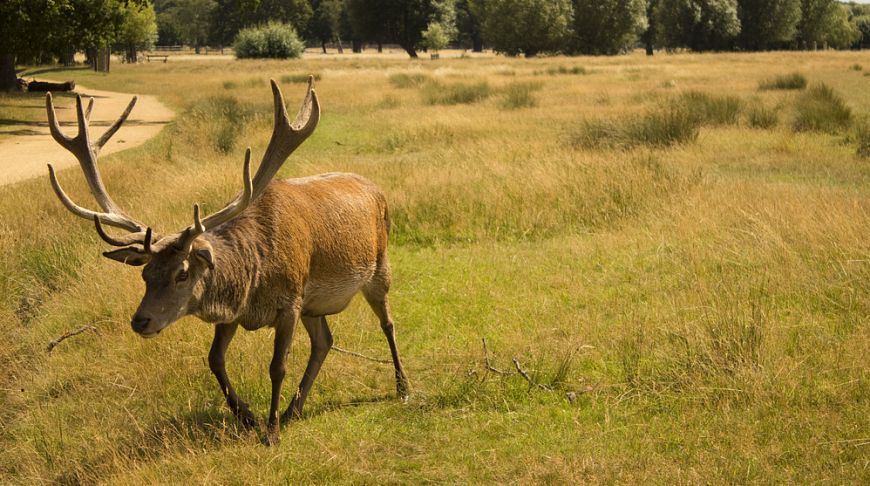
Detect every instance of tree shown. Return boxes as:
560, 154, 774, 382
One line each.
656, 0, 741, 51
471, 0, 573, 57
797, 0, 860, 49
456, 0, 484, 51
346, 0, 436, 57
161, 0, 216, 52
570, 0, 647, 55
737, 0, 801, 50
422, 22, 450, 55
308, 0, 347, 53
211, 0, 312, 47
118, 1, 158, 62
641, 0, 659, 54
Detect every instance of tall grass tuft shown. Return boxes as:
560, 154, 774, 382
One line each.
574, 103, 701, 149
188, 95, 255, 153
499, 81, 542, 109
389, 72, 430, 89
280, 73, 322, 84
421, 80, 491, 105
747, 104, 778, 129
854, 118, 870, 158
758, 72, 807, 91
678, 91, 742, 125
793, 83, 852, 133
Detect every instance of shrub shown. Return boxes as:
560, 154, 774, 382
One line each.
793, 83, 852, 133
758, 72, 807, 91
422, 81, 492, 105
499, 82, 542, 109
746, 105, 778, 129
574, 103, 701, 149
233, 21, 304, 59
389, 73, 430, 89
678, 91, 741, 126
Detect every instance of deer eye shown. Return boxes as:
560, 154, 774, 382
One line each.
176, 270, 189, 283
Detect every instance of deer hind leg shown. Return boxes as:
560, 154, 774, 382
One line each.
362, 267, 410, 400
282, 315, 333, 422
208, 323, 257, 428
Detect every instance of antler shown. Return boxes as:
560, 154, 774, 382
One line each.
175, 77, 319, 249
252, 76, 320, 198
46, 93, 147, 233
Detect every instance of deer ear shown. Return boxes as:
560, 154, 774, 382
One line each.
103, 247, 151, 266
194, 248, 215, 270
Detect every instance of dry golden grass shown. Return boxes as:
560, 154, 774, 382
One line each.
1, 50, 868, 483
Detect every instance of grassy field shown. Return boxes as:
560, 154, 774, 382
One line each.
1, 50, 869, 483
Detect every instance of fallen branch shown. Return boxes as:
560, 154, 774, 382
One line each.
482, 338, 512, 376
512, 357, 553, 392
331, 345, 391, 364
46, 325, 97, 353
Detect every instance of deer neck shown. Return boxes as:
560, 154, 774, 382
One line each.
192, 232, 260, 324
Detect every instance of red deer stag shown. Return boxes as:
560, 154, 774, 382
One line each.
45, 78, 409, 445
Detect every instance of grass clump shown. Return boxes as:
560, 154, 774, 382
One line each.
499, 81, 542, 109
547, 65, 587, 75
758, 72, 807, 91
747, 104, 778, 129
574, 103, 701, 149
854, 118, 870, 158
280, 73, 322, 84
389, 72, 430, 89
792, 83, 852, 133
678, 91, 742, 125
188, 95, 255, 153
850, 63, 863, 71
422, 80, 491, 105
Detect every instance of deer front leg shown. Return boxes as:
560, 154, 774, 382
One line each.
264, 306, 299, 446
209, 323, 258, 428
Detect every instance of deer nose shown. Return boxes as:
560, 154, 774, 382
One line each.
131, 315, 151, 333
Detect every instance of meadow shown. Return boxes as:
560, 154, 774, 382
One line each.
0, 50, 868, 483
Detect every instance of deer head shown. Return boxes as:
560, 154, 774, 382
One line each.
46, 78, 319, 337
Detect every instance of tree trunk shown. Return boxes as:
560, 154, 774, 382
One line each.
352, 40, 362, 53
0, 53, 19, 92
645, 41, 654, 56
336, 37, 344, 54
401, 44, 418, 58
127, 44, 137, 63
62, 46, 75, 66
195, 45, 201, 54
378, 41, 383, 53
472, 37, 483, 53
321, 41, 328, 54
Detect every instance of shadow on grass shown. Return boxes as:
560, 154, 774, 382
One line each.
20, 66, 92, 77
292, 392, 398, 422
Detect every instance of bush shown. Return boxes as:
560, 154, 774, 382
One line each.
389, 73, 430, 89
499, 82, 542, 109
678, 91, 741, 126
422, 81, 492, 105
758, 73, 807, 91
233, 21, 304, 59
793, 83, 852, 133
574, 103, 701, 149
746, 105, 778, 129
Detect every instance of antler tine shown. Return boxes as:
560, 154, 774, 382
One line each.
93, 215, 152, 249
49, 164, 144, 232
44, 92, 146, 233
251, 77, 320, 198
177, 149, 253, 251
96, 96, 137, 152
85, 97, 94, 123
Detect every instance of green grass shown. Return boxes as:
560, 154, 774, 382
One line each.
499, 81, 542, 109
1, 51, 869, 483
758, 72, 807, 91
746, 104, 779, 129
793, 83, 852, 133
421, 80, 492, 105
678, 91, 742, 126
574, 103, 701, 149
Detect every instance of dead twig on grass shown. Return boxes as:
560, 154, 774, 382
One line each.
331, 345, 392, 364
512, 357, 553, 392
46, 325, 97, 353
482, 338, 512, 376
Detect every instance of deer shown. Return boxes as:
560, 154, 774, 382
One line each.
44, 77, 409, 445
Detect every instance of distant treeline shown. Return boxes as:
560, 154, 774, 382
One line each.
152, 0, 870, 57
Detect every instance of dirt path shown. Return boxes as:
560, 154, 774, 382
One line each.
0, 83, 174, 186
